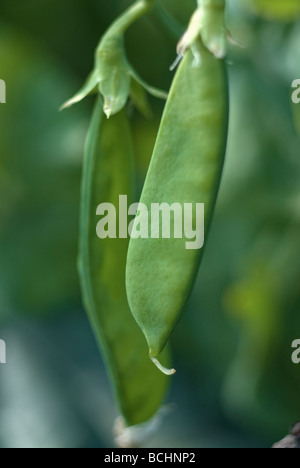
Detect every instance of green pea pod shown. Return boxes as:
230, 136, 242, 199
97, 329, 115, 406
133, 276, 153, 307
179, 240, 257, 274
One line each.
126, 38, 229, 373
79, 98, 170, 425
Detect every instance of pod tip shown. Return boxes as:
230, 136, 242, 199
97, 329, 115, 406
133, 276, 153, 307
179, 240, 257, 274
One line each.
150, 356, 176, 376
104, 108, 112, 119
104, 97, 115, 119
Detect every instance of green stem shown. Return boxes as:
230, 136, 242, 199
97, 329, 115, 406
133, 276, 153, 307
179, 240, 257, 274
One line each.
102, 0, 154, 39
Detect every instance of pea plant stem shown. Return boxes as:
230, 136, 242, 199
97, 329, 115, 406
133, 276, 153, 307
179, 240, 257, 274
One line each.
102, 0, 154, 39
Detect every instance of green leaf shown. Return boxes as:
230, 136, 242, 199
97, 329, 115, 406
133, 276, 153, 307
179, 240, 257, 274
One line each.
60, 69, 99, 110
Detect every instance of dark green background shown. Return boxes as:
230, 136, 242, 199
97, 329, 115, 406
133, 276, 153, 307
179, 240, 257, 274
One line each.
0, 0, 300, 448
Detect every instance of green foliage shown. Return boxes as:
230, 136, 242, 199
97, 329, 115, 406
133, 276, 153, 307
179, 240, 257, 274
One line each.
250, 0, 300, 21
0, 29, 84, 318
1, 0, 300, 447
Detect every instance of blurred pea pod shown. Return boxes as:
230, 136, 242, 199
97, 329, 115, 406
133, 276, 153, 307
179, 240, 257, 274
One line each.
79, 98, 170, 427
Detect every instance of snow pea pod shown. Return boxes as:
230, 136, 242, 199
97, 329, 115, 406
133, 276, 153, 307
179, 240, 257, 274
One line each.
79, 98, 170, 425
126, 38, 229, 373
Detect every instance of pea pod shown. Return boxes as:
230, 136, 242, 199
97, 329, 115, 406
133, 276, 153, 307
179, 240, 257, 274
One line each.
79, 98, 170, 426
126, 37, 229, 373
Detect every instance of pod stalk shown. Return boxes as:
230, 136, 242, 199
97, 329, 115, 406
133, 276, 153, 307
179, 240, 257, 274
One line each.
150, 357, 176, 376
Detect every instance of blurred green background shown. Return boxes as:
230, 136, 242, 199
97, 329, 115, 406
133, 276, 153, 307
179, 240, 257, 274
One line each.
1, 0, 300, 448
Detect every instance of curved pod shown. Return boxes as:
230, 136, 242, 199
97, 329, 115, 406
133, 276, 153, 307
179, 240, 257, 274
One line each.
126, 39, 229, 363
